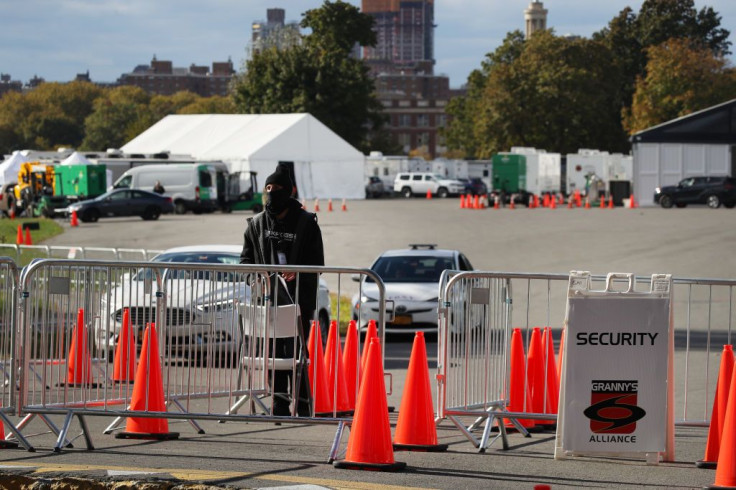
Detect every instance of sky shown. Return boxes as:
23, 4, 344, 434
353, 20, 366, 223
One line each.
1, 0, 735, 89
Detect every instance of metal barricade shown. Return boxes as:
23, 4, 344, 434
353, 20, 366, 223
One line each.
16, 259, 385, 456
438, 271, 736, 451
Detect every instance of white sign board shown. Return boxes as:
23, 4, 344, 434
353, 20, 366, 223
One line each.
555, 272, 674, 463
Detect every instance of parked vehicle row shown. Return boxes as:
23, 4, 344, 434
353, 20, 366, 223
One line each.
654, 176, 736, 209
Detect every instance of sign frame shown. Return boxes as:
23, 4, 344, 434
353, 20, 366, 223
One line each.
554, 271, 675, 464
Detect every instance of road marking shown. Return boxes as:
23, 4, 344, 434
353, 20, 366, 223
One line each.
0, 461, 431, 490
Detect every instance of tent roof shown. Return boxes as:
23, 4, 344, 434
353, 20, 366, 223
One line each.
121, 113, 364, 161
60, 151, 93, 165
631, 98, 736, 145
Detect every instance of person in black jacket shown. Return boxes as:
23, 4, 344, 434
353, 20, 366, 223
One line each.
240, 164, 324, 417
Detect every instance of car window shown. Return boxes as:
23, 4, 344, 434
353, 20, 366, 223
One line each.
680, 178, 694, 187
109, 191, 130, 200
693, 177, 707, 185
132, 190, 150, 199
458, 254, 474, 271
114, 175, 132, 189
412, 175, 422, 181
133, 252, 241, 281
199, 170, 213, 187
399, 175, 409, 181
369, 255, 455, 283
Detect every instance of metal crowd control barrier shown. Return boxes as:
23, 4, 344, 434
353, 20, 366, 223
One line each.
0, 245, 162, 263
437, 271, 736, 451
13, 259, 385, 455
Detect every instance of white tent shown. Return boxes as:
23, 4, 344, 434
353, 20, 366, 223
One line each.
0, 151, 29, 187
121, 113, 366, 199
60, 151, 93, 166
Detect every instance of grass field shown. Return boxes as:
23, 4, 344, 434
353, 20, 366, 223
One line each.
0, 218, 64, 264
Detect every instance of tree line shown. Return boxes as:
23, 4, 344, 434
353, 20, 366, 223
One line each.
0, 0, 733, 159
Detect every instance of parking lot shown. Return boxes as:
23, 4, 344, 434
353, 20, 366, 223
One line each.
0, 199, 733, 488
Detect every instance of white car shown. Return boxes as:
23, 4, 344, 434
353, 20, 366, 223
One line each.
351, 244, 474, 335
393, 172, 466, 198
94, 244, 331, 362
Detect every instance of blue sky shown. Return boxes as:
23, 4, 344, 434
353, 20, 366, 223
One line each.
1, 1, 734, 89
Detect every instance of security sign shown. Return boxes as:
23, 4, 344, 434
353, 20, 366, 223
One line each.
554, 272, 674, 463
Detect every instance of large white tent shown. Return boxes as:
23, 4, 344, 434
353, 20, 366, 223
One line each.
121, 113, 366, 199
0, 151, 29, 187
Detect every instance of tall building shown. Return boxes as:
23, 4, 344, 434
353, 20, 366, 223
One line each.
362, 0, 435, 76
250, 8, 300, 54
117, 56, 235, 97
524, 1, 548, 39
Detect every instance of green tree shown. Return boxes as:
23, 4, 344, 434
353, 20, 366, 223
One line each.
231, 1, 383, 152
625, 38, 736, 133
594, 0, 731, 109
446, 31, 628, 158
178, 95, 236, 114
80, 86, 151, 150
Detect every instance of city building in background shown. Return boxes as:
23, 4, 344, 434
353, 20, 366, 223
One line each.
524, 1, 548, 39
250, 8, 301, 55
116, 56, 235, 97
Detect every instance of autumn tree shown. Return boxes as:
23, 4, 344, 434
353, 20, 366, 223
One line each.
231, 0, 384, 152
625, 39, 736, 133
80, 86, 151, 150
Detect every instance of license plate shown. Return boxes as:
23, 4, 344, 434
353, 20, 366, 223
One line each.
392, 315, 412, 325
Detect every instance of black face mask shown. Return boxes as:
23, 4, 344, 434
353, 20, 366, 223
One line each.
265, 188, 291, 216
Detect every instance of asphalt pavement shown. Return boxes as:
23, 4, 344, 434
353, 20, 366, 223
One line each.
0, 198, 733, 489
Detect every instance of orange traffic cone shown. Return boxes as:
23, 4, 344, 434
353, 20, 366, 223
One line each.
711, 361, 736, 487
473, 195, 480, 209
697, 345, 734, 468
393, 332, 448, 452
542, 327, 559, 418
608, 195, 614, 209
426, 189, 432, 199
509, 198, 515, 210
360, 319, 378, 382
542, 194, 550, 208
15, 225, 23, 245
527, 327, 551, 426
66, 308, 94, 386
324, 320, 351, 414
0, 406, 18, 448
550, 197, 557, 210
600, 195, 606, 208
113, 308, 137, 383
307, 320, 333, 414
314, 199, 320, 212
70, 209, 79, 227
342, 320, 360, 410
459, 195, 466, 209
494, 195, 499, 209
584, 197, 591, 209
505, 328, 536, 429
629, 194, 638, 209
116, 323, 179, 440
334, 338, 406, 471
328, 198, 334, 212
24, 227, 32, 246
341, 198, 347, 211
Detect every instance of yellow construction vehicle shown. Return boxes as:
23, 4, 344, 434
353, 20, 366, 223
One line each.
13, 162, 56, 216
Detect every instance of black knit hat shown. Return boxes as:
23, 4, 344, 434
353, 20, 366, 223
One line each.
265, 163, 293, 190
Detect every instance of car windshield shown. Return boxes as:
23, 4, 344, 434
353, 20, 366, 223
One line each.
368, 255, 455, 283
133, 251, 241, 281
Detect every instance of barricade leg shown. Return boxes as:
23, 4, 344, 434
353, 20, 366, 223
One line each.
0, 412, 31, 451
54, 411, 93, 453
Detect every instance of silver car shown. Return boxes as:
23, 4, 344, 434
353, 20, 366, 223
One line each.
94, 245, 331, 361
351, 244, 474, 335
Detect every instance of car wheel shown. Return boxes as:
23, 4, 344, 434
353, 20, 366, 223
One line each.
401, 187, 412, 198
659, 195, 674, 209
707, 194, 721, 209
437, 187, 449, 198
724, 202, 735, 209
319, 310, 330, 346
174, 200, 187, 214
85, 208, 100, 222
142, 206, 161, 220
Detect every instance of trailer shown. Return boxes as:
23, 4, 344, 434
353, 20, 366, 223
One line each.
491, 148, 561, 204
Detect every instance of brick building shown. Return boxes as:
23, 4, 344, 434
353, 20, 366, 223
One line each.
117, 56, 235, 97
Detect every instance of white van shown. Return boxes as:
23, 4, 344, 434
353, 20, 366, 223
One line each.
112, 163, 219, 214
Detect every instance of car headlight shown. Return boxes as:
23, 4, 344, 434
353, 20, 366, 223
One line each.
353, 295, 377, 311
654, 187, 661, 194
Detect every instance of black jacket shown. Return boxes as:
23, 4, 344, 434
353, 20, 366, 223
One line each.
240, 199, 324, 313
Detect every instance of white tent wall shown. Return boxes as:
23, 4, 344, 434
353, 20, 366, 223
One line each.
633, 142, 731, 206
122, 114, 365, 199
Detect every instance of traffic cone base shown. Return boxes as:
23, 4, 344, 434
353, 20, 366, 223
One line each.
333, 459, 407, 471
115, 430, 180, 441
